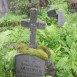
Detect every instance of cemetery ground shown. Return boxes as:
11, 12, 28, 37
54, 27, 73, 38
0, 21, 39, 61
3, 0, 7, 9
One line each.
0, 1, 77, 77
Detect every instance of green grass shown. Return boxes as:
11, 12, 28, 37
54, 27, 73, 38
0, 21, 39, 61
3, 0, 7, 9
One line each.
0, 13, 27, 27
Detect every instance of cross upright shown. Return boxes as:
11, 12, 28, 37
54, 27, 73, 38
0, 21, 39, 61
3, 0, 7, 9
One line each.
21, 8, 46, 48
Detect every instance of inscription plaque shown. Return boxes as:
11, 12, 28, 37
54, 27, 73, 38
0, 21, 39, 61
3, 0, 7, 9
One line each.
15, 54, 45, 77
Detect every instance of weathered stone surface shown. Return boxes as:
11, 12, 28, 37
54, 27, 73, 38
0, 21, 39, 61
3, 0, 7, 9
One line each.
21, 8, 46, 48
21, 19, 45, 29
68, 0, 77, 12
0, 0, 9, 16
58, 9, 65, 26
48, 8, 56, 17
45, 59, 55, 77
47, 8, 58, 19
15, 54, 45, 77
30, 8, 37, 24
0, 0, 2, 10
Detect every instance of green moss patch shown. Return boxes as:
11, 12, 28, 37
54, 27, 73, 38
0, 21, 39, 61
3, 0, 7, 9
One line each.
17, 43, 51, 60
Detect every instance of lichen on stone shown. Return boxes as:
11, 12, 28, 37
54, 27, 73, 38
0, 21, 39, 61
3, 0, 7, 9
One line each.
17, 43, 51, 60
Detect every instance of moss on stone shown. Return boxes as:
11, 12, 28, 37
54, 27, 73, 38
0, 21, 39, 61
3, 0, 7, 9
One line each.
17, 43, 51, 60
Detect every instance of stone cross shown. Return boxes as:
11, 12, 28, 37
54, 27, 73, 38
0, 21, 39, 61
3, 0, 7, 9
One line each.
0, 0, 2, 11
0, 0, 9, 16
3, 0, 9, 12
21, 8, 46, 48
58, 9, 65, 26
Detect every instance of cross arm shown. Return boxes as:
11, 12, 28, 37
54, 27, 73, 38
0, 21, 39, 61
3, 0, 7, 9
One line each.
36, 20, 46, 29
21, 19, 46, 29
21, 19, 30, 28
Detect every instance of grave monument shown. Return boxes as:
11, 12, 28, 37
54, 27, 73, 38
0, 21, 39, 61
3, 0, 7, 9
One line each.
0, 0, 9, 16
21, 8, 46, 48
15, 8, 55, 77
47, 8, 58, 19
58, 9, 65, 26
68, 0, 77, 12
47, 8, 65, 26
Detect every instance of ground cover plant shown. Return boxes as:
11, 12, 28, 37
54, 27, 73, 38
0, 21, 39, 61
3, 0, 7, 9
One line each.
0, 0, 77, 77
0, 13, 27, 27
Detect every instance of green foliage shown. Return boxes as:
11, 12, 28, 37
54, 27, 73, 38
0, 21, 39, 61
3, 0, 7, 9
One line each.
0, 30, 11, 48
10, 0, 39, 14
37, 22, 77, 76
0, 26, 30, 77
9, 26, 29, 43
0, 30, 16, 77
0, 13, 26, 27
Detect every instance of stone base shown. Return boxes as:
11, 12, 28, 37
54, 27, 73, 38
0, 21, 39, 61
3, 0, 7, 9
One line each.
15, 54, 45, 77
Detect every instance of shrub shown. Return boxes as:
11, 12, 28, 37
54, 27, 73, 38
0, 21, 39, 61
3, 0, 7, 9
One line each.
10, 0, 39, 14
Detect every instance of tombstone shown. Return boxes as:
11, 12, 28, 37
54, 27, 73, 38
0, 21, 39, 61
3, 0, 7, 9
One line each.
58, 9, 65, 27
14, 8, 55, 77
68, 0, 77, 12
15, 8, 46, 77
15, 54, 45, 77
21, 8, 46, 48
0, 0, 9, 16
47, 8, 58, 19
0, 0, 3, 16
